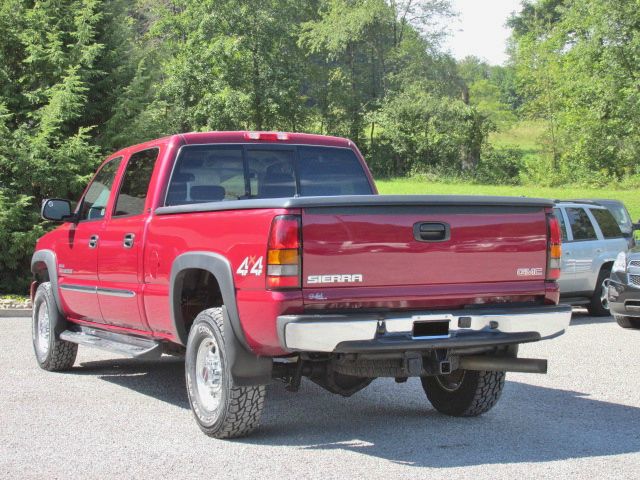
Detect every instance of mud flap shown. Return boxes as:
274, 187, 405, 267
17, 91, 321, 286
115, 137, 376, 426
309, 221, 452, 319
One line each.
222, 306, 273, 386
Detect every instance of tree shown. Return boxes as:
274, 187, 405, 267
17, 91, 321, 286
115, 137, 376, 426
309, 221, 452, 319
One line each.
510, 0, 640, 184
0, 0, 136, 293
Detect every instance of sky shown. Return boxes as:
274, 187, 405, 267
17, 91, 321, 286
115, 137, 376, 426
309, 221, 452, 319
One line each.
443, 0, 524, 65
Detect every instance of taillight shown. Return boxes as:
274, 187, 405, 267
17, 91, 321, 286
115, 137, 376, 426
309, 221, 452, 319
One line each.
547, 213, 562, 280
266, 215, 301, 289
245, 131, 289, 141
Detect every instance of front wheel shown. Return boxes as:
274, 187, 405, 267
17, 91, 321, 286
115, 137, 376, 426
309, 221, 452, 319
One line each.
185, 307, 266, 438
421, 369, 505, 417
32, 282, 77, 371
588, 268, 612, 317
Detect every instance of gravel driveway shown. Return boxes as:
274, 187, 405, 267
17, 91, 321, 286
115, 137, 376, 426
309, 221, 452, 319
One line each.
1, 310, 638, 479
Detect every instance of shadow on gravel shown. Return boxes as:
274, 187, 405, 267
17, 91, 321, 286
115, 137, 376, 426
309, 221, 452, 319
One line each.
76, 357, 190, 409
246, 380, 640, 468
569, 309, 616, 327
74, 357, 640, 468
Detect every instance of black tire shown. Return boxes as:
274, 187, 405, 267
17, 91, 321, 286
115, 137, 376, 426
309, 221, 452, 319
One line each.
588, 267, 612, 317
32, 282, 77, 371
421, 369, 505, 417
615, 315, 640, 329
185, 307, 266, 438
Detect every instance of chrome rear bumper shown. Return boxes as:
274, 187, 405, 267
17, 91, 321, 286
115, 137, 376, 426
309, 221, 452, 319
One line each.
277, 305, 572, 353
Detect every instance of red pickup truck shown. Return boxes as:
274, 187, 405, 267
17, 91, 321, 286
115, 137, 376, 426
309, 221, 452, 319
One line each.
31, 131, 571, 438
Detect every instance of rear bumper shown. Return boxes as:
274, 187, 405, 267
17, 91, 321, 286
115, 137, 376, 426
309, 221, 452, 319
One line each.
277, 305, 572, 353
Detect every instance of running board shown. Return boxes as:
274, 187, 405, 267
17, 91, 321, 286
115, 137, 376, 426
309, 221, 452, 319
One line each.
60, 326, 162, 359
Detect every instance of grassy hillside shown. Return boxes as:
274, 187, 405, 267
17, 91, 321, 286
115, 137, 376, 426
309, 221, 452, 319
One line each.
376, 179, 640, 221
489, 120, 546, 151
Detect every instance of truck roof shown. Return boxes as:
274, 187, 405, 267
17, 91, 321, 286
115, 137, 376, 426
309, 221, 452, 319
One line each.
178, 131, 354, 148
106, 131, 356, 161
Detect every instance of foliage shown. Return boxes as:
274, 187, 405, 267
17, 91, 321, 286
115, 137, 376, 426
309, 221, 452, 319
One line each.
0, 0, 133, 293
474, 147, 523, 185
509, 0, 640, 184
371, 85, 493, 176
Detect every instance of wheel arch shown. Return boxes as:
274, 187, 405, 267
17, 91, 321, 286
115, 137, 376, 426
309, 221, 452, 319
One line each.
170, 252, 244, 346
31, 249, 62, 315
588, 257, 614, 291
170, 251, 271, 386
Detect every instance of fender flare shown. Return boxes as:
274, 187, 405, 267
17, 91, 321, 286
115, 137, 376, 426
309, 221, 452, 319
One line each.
170, 251, 272, 386
31, 249, 63, 315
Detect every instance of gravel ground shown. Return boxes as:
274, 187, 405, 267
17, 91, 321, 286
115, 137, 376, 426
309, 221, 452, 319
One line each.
1, 309, 639, 479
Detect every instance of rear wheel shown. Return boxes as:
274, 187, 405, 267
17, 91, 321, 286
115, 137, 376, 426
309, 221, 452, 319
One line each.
32, 282, 77, 371
185, 307, 266, 438
588, 267, 612, 317
615, 315, 640, 329
421, 369, 505, 417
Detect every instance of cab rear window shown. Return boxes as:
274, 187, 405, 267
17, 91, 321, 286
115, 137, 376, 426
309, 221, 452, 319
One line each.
164, 145, 372, 206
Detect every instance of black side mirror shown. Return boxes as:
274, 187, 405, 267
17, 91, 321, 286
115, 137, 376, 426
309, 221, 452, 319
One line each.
633, 222, 640, 232
41, 199, 75, 222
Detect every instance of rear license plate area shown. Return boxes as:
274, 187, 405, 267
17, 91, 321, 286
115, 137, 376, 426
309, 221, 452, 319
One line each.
412, 320, 449, 338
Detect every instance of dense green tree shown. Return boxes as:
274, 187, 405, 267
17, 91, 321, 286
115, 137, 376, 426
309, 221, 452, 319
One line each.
0, 0, 136, 292
510, 0, 640, 184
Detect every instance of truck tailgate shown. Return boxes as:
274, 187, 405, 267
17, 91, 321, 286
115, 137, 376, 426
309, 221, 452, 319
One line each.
301, 199, 550, 296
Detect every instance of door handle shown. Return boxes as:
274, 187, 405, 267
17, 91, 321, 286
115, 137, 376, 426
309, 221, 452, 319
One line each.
596, 248, 603, 253
413, 222, 450, 242
123, 233, 135, 249
88, 235, 99, 249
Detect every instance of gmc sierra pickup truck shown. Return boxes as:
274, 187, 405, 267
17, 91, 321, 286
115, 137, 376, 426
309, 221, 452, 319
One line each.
31, 131, 571, 438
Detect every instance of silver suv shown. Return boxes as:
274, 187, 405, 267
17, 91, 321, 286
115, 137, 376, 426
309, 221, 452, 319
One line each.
554, 201, 629, 316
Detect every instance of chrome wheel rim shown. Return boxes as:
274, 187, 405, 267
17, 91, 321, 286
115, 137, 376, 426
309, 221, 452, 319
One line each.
34, 304, 50, 359
600, 279, 609, 310
435, 369, 466, 392
195, 336, 223, 413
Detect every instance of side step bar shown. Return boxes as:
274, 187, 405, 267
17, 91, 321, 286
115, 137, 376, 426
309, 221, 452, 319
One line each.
60, 326, 162, 360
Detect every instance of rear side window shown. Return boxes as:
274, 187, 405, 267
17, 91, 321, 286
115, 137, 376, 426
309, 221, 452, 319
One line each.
165, 146, 244, 205
566, 207, 597, 241
553, 208, 568, 242
164, 145, 372, 206
590, 208, 623, 239
114, 148, 159, 217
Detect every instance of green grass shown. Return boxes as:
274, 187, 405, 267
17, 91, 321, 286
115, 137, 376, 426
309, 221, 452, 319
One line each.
489, 119, 546, 152
376, 178, 640, 221
0, 294, 29, 301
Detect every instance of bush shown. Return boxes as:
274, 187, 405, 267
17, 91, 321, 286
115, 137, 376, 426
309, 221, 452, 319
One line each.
475, 147, 524, 185
0, 191, 44, 294
370, 86, 494, 177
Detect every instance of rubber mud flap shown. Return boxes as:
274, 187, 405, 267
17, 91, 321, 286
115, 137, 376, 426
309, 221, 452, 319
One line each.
222, 306, 272, 386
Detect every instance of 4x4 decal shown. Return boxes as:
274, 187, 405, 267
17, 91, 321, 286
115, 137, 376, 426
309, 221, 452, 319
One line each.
236, 256, 264, 277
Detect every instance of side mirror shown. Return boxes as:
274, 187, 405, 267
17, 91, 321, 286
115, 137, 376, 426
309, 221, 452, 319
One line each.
41, 199, 75, 222
633, 222, 640, 232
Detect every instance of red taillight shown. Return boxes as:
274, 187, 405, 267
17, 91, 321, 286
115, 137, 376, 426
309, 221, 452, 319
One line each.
547, 213, 562, 280
267, 215, 301, 289
244, 131, 289, 141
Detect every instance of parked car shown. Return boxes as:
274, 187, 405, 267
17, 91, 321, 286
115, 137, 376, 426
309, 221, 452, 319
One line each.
607, 250, 640, 329
31, 131, 572, 438
567, 199, 637, 248
553, 201, 629, 315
